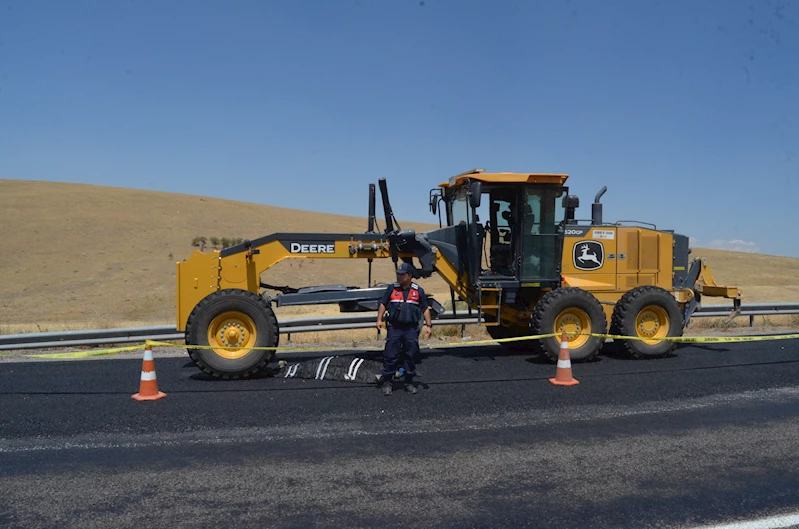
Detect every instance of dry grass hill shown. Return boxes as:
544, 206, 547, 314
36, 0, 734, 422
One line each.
2, 180, 798, 334
0, 179, 450, 331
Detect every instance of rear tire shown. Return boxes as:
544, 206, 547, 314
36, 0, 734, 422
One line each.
611, 286, 683, 358
531, 287, 606, 362
185, 289, 279, 379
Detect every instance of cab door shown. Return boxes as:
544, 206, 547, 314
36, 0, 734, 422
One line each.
520, 187, 566, 284
483, 190, 518, 278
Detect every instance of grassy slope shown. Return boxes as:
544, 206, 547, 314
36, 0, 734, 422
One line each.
2, 180, 797, 329
685, 248, 799, 305
0, 179, 450, 326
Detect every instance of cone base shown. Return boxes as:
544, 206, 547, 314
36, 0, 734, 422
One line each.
549, 377, 579, 386
132, 391, 167, 401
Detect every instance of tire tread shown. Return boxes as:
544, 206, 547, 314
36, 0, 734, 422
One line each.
610, 286, 683, 359
185, 290, 279, 379
530, 287, 607, 361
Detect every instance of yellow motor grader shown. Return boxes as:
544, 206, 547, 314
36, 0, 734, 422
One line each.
175, 169, 742, 379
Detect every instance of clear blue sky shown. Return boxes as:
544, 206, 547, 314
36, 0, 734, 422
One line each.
1, 0, 797, 257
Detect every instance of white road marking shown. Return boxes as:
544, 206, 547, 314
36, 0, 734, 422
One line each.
689, 512, 799, 529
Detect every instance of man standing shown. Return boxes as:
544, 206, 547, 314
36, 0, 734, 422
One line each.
375, 262, 433, 396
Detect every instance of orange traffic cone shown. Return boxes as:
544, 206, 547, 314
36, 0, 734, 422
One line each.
132, 345, 167, 401
549, 333, 579, 386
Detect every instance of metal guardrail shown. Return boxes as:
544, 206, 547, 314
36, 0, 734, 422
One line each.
0, 314, 482, 350
1, 303, 797, 351
687, 302, 799, 322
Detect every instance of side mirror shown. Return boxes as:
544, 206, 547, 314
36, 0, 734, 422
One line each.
468, 181, 482, 208
430, 197, 437, 215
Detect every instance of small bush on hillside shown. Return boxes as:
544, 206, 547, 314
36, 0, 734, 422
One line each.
192, 236, 245, 249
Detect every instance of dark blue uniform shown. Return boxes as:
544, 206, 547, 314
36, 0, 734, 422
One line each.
379, 281, 428, 381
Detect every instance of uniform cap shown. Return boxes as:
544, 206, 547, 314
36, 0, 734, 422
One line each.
396, 262, 414, 275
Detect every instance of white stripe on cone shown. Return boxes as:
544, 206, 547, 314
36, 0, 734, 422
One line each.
140, 371, 157, 381
557, 360, 571, 368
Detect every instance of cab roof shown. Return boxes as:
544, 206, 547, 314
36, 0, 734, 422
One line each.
439, 169, 569, 188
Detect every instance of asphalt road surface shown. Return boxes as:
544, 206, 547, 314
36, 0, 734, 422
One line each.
2, 338, 799, 529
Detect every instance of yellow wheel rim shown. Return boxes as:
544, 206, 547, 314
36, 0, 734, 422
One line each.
554, 308, 591, 349
635, 305, 669, 344
207, 311, 257, 359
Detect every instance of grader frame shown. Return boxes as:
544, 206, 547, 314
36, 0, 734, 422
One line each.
175, 170, 742, 379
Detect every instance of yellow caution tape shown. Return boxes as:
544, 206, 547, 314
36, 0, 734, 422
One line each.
144, 340, 379, 352
144, 334, 564, 352
424, 333, 560, 348
23, 344, 144, 359
595, 332, 799, 343
149, 330, 799, 351
146, 335, 562, 351
2, 331, 796, 361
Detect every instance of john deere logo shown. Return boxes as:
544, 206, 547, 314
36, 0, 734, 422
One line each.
573, 241, 604, 271
289, 242, 335, 254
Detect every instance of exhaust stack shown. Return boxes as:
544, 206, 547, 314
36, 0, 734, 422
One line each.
592, 186, 607, 225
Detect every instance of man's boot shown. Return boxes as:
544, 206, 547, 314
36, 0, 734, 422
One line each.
376, 374, 392, 396
403, 376, 417, 394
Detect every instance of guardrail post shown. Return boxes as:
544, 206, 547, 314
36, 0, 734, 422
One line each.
287, 332, 292, 344
461, 324, 466, 340
750, 315, 755, 327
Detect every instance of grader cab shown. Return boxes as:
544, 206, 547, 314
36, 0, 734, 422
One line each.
175, 169, 742, 379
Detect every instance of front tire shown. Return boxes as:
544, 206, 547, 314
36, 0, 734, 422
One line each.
185, 289, 279, 379
611, 286, 683, 358
531, 287, 607, 362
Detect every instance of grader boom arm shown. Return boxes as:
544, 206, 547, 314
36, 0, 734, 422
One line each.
175, 230, 463, 331
176, 233, 388, 331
